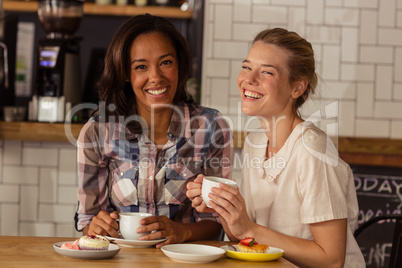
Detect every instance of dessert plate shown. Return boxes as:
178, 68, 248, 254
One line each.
220, 245, 284, 262
106, 236, 167, 248
53, 241, 120, 260
161, 244, 225, 263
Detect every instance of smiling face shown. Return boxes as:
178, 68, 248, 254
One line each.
129, 32, 179, 116
237, 41, 303, 120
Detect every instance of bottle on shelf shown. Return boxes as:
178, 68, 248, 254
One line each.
134, 0, 148, 6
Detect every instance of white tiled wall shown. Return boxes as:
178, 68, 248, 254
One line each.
0, 140, 80, 237
201, 0, 402, 139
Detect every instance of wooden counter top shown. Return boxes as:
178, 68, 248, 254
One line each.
3, 0, 193, 19
1, 121, 402, 167
0, 236, 297, 267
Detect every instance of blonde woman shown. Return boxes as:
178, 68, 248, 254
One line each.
187, 28, 364, 267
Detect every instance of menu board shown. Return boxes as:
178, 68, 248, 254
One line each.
352, 165, 402, 268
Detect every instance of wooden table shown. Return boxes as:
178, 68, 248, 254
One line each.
0, 236, 298, 267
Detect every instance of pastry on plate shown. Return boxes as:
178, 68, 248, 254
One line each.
78, 235, 110, 250
238, 237, 269, 253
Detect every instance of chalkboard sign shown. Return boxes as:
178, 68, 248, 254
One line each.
352, 165, 402, 268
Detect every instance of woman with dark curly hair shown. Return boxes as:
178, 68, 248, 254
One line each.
75, 14, 232, 248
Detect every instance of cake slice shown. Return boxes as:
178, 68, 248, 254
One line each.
238, 237, 269, 253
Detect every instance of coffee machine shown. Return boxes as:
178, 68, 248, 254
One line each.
33, 0, 83, 123
0, 1, 18, 119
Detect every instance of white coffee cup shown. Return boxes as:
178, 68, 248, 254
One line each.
119, 212, 152, 240
201, 176, 237, 208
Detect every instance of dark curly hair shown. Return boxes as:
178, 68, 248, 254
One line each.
97, 14, 193, 120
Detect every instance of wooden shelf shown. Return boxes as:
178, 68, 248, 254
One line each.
3, 0, 193, 19
0, 121, 83, 143
1, 121, 401, 166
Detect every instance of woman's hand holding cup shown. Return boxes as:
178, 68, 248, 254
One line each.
201, 176, 238, 208
187, 174, 237, 212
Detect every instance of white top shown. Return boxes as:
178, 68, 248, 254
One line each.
241, 121, 365, 267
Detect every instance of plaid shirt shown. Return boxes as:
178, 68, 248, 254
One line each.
75, 103, 232, 231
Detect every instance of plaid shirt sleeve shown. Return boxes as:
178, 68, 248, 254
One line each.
75, 120, 112, 231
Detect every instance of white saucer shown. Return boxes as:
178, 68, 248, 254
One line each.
53, 241, 120, 259
106, 236, 167, 248
161, 244, 225, 263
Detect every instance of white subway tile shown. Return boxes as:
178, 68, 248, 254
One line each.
56, 223, 77, 237
59, 149, 77, 186
340, 63, 375, 82
58, 186, 78, 204
253, 0, 271, 4
379, 28, 402, 46
374, 101, 402, 119
20, 222, 55, 237
39, 168, 58, 203
3, 166, 39, 184
20, 186, 38, 221
345, 0, 377, 8
210, 0, 232, 3
41, 141, 76, 149
339, 101, 355, 136
360, 46, 394, 64
307, 0, 324, 24
341, 28, 358, 62
397, 11, 402, 27
4, 140, 22, 165
325, 0, 343, 7
356, 119, 390, 137
1, 204, 19, 236
395, 48, 402, 82
322, 45, 340, 80
391, 120, 402, 139
204, 22, 214, 59
234, 0, 251, 22
272, 0, 305, 5
213, 41, 249, 59
229, 96, 241, 115
360, 10, 378, 45
22, 147, 58, 166
39, 204, 76, 223
325, 8, 359, 26
375, 65, 393, 100
306, 25, 340, 44
233, 23, 266, 41
230, 60, 242, 98
210, 78, 230, 113
321, 81, 356, 99
207, 60, 231, 77
22, 141, 41, 147
252, 5, 287, 24
288, 7, 306, 36
0, 184, 19, 202
379, 0, 396, 27
356, 82, 375, 117
214, 4, 233, 40
394, 83, 402, 100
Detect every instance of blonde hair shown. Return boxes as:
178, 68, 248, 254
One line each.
253, 28, 317, 111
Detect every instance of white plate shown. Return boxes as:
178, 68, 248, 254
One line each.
161, 244, 225, 264
106, 236, 167, 248
53, 241, 120, 260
